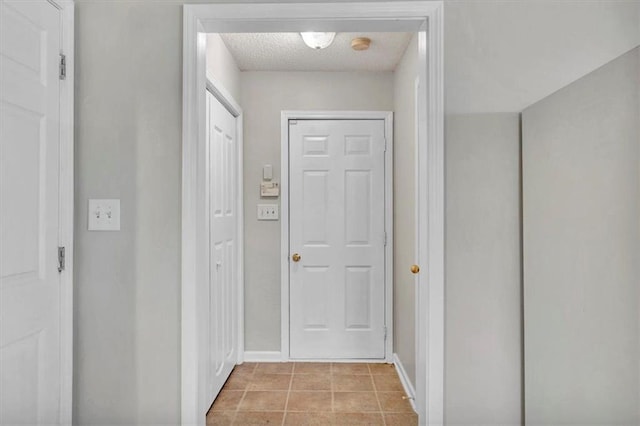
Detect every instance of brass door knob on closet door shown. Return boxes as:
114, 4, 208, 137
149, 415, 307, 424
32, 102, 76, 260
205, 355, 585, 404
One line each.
410, 264, 420, 274
291, 253, 301, 262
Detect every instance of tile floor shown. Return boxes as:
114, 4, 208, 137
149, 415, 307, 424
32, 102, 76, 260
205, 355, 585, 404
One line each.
206, 362, 418, 426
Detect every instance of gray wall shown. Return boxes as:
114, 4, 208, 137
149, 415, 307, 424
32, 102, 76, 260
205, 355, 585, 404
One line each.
74, 2, 185, 424
444, 114, 522, 425
206, 34, 241, 102
392, 35, 417, 388
522, 47, 639, 425
239, 71, 394, 350
442, 4, 524, 424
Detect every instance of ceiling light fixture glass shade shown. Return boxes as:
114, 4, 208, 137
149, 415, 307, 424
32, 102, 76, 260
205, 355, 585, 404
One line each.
300, 32, 336, 49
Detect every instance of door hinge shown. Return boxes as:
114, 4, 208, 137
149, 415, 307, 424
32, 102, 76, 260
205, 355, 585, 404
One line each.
290, 120, 297, 125
383, 231, 387, 246
57, 247, 66, 272
383, 138, 387, 152
59, 53, 66, 80
383, 326, 387, 341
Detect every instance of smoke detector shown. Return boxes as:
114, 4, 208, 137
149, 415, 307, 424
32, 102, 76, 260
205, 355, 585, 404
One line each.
351, 37, 371, 51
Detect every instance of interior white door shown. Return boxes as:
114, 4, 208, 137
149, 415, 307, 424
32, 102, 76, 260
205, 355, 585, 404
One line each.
205, 91, 237, 404
289, 119, 386, 359
0, 0, 64, 424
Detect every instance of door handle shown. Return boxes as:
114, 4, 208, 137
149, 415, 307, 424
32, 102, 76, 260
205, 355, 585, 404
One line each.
410, 264, 420, 274
291, 253, 301, 262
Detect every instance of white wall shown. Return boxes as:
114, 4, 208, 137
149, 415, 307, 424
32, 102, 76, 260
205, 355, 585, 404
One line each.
240, 71, 394, 350
522, 47, 639, 425
206, 34, 241, 101
392, 35, 417, 388
444, 114, 522, 425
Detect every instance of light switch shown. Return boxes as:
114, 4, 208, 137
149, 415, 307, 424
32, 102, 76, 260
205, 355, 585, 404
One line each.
257, 204, 279, 221
88, 199, 120, 231
263, 164, 273, 181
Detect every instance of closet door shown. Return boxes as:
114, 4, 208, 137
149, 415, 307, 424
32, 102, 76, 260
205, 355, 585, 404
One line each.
206, 91, 238, 404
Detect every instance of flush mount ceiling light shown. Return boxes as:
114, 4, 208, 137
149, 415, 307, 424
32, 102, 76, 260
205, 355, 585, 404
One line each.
300, 32, 336, 49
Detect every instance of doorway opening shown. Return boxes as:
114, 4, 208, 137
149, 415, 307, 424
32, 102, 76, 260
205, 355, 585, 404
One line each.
182, 3, 444, 425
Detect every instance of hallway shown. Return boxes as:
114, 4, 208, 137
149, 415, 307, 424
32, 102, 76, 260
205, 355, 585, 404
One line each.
206, 362, 418, 425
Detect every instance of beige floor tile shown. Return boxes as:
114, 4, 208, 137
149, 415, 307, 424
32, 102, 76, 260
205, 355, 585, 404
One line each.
211, 390, 244, 411
256, 362, 294, 375
291, 373, 331, 391
248, 373, 291, 391
368, 363, 396, 375
225, 370, 253, 391
371, 374, 404, 391
239, 391, 288, 411
332, 374, 374, 392
333, 392, 379, 412
376, 392, 414, 413
331, 363, 370, 375
206, 411, 236, 425
294, 362, 332, 375
283, 411, 335, 425
287, 391, 332, 412
233, 410, 284, 425
234, 363, 258, 376
333, 412, 385, 425
384, 412, 419, 426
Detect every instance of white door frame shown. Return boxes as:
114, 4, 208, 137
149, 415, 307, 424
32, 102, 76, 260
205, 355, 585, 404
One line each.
182, 2, 444, 425
280, 111, 394, 363
51, 1, 75, 423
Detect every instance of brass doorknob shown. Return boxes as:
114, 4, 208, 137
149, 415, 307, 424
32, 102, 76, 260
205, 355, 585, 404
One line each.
291, 253, 301, 262
410, 264, 420, 274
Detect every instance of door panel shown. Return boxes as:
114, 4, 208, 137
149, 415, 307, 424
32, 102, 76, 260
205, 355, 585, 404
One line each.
206, 91, 237, 404
289, 119, 386, 359
0, 1, 62, 424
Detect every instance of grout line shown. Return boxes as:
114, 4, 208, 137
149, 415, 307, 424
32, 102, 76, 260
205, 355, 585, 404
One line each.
370, 367, 387, 426
330, 363, 335, 414
281, 363, 295, 426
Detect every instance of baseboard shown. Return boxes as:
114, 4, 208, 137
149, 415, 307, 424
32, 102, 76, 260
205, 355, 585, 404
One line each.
393, 353, 417, 412
243, 351, 283, 362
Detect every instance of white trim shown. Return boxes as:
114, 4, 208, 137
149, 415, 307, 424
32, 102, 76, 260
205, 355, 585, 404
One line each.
393, 353, 417, 413
52, 1, 75, 424
416, 7, 445, 425
182, 4, 444, 425
243, 351, 283, 363
280, 110, 394, 363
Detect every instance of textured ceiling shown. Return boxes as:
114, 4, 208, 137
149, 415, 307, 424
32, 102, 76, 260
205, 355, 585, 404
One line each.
220, 32, 413, 72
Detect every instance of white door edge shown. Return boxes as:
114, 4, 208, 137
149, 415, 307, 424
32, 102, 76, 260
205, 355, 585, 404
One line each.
182, 3, 444, 425
54, 1, 75, 424
280, 111, 394, 363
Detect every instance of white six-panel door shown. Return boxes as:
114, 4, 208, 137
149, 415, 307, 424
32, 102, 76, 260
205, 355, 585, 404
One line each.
289, 119, 386, 359
205, 91, 237, 404
0, 0, 63, 423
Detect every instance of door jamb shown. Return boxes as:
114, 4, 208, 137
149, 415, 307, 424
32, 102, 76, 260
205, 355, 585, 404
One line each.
280, 111, 394, 363
50, 1, 75, 424
182, 3, 444, 425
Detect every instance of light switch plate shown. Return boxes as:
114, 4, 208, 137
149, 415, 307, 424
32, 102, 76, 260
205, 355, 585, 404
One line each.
257, 204, 279, 221
88, 199, 120, 231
